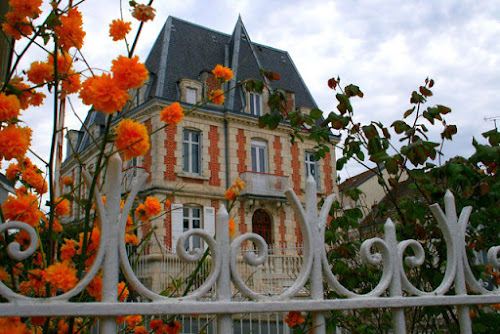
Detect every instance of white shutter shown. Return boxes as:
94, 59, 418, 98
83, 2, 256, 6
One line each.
199, 131, 204, 176
171, 203, 183, 252
204, 206, 215, 239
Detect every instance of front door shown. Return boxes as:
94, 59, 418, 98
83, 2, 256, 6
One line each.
252, 209, 272, 245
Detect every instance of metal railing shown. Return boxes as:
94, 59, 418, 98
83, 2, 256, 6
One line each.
239, 172, 289, 198
1, 153, 500, 333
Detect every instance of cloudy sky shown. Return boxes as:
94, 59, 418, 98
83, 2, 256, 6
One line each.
14, 0, 500, 180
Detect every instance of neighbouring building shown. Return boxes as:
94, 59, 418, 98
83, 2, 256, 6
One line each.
61, 16, 339, 259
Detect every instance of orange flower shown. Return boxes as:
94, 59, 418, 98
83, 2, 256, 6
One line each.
79, 74, 129, 114
118, 281, 129, 301
0, 92, 21, 122
60, 238, 77, 261
125, 315, 142, 328
28, 91, 45, 106
233, 176, 247, 192
0, 317, 30, 334
2, 11, 33, 40
125, 233, 140, 245
160, 102, 184, 125
20, 268, 46, 296
111, 55, 149, 90
212, 64, 234, 82
225, 188, 236, 201
284, 311, 305, 328
87, 275, 102, 300
134, 196, 162, 222
54, 197, 70, 216
26, 61, 52, 85
61, 176, 73, 186
209, 89, 225, 105
115, 118, 150, 161
109, 19, 132, 41
132, 4, 156, 22
45, 261, 78, 293
229, 218, 235, 237
2, 191, 42, 227
165, 320, 182, 334
54, 7, 86, 50
134, 326, 149, 334
21, 166, 48, 194
47, 51, 74, 75
0, 267, 9, 281
0, 125, 32, 161
6, 162, 21, 180
61, 71, 82, 97
9, 0, 43, 18
150, 319, 164, 333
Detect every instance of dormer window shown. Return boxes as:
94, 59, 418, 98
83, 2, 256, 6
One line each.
186, 87, 197, 104
249, 92, 262, 116
179, 79, 202, 104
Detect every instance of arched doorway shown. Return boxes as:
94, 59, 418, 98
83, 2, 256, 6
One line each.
252, 209, 272, 245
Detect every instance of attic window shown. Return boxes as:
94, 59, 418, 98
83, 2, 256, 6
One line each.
212, 35, 217, 42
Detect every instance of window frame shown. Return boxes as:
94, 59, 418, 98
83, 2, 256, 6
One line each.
249, 92, 262, 116
182, 205, 203, 251
251, 139, 268, 173
186, 87, 197, 104
183, 128, 202, 175
305, 151, 320, 188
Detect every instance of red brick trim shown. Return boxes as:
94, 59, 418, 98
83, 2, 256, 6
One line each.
209, 125, 221, 186
279, 208, 286, 247
238, 200, 246, 234
291, 142, 301, 195
164, 125, 177, 181
273, 135, 283, 176
237, 129, 246, 174
164, 198, 173, 249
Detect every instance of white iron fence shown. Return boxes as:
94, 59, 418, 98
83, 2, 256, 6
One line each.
1, 153, 500, 333
134, 244, 306, 296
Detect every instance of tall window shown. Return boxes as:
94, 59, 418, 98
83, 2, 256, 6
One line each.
183, 206, 202, 251
183, 129, 201, 174
186, 87, 197, 104
249, 93, 262, 116
251, 140, 267, 173
305, 151, 319, 186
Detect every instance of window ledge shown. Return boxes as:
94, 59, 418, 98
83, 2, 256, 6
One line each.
177, 172, 210, 181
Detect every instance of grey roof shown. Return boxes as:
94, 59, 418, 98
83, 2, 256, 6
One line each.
69, 16, 321, 157
145, 16, 318, 111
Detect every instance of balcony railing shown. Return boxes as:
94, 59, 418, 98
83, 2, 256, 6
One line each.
239, 172, 289, 198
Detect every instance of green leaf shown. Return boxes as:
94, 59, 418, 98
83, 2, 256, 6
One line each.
403, 107, 415, 118
310, 109, 323, 119
345, 84, 364, 98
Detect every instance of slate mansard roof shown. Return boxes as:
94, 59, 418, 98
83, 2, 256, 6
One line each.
70, 16, 320, 156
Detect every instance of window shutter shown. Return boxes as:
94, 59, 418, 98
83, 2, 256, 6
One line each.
204, 206, 215, 242
171, 203, 183, 252
200, 131, 204, 176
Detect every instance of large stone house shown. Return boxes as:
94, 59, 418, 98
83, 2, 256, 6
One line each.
62, 16, 339, 254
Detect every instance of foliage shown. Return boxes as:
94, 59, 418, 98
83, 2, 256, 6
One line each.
259, 75, 500, 332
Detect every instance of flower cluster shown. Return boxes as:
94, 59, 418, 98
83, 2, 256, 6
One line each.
225, 176, 247, 201
109, 19, 132, 41
1, 0, 42, 40
160, 102, 184, 125
131, 3, 156, 22
213, 64, 234, 82
135, 196, 162, 222
114, 118, 150, 161
284, 311, 306, 328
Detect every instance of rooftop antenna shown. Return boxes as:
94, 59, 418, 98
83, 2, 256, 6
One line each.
484, 116, 500, 130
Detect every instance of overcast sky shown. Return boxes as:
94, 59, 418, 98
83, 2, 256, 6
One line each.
14, 0, 500, 180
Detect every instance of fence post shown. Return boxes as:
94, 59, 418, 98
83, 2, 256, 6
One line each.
216, 205, 233, 333
306, 176, 326, 334
100, 153, 122, 334
385, 219, 406, 334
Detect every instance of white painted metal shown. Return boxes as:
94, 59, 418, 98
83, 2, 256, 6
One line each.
1, 154, 499, 334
